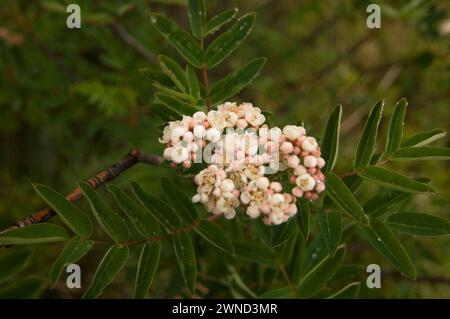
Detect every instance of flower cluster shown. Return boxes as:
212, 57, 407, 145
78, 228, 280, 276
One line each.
159, 102, 326, 225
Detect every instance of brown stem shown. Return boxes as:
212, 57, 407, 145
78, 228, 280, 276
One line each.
202, 64, 212, 112
0, 148, 163, 239
275, 256, 296, 295
200, 38, 212, 111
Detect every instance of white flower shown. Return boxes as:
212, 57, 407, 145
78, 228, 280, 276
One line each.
163, 147, 173, 160
171, 145, 189, 164
246, 205, 260, 218
193, 111, 207, 123
283, 125, 302, 140
207, 110, 227, 129
302, 137, 318, 152
220, 179, 235, 192
240, 191, 252, 204
256, 177, 270, 190
244, 105, 265, 127
304, 155, 318, 168
192, 194, 201, 203
295, 174, 316, 191
206, 128, 221, 142
223, 111, 238, 127
269, 193, 285, 205
287, 155, 300, 168
193, 125, 206, 138
294, 165, 307, 176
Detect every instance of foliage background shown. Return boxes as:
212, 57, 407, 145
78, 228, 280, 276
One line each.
0, 0, 449, 298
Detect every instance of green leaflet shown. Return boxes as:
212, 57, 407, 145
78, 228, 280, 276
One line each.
161, 178, 198, 223
296, 246, 346, 298
387, 212, 450, 236
354, 100, 384, 169
392, 147, 450, 161
82, 245, 129, 299
134, 241, 161, 298
49, 237, 93, 288
363, 189, 411, 217
0, 276, 47, 299
205, 8, 239, 36
359, 218, 416, 279
403, 129, 446, 147
385, 98, 407, 157
232, 240, 277, 268
187, 0, 206, 39
158, 55, 189, 93
139, 66, 174, 87
130, 181, 182, 230
327, 282, 361, 299
172, 232, 197, 295
358, 166, 435, 193
33, 184, 93, 238
107, 184, 159, 238
295, 198, 310, 239
325, 173, 368, 225
205, 13, 256, 69
194, 220, 234, 254
271, 219, 298, 247
210, 58, 266, 104
0, 224, 69, 245
152, 83, 196, 104
0, 249, 34, 282
318, 209, 342, 256
156, 93, 199, 114
321, 105, 342, 172
150, 13, 203, 68
79, 183, 129, 243
259, 287, 292, 299
186, 65, 200, 102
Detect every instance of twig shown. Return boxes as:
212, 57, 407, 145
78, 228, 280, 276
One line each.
0, 148, 163, 240
110, 22, 157, 64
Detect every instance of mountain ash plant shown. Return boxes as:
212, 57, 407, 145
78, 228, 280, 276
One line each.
0, 1, 449, 299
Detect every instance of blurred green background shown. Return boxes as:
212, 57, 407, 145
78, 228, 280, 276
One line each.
0, 0, 449, 298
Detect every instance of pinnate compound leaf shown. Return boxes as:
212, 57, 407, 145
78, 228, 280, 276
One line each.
79, 183, 129, 242
0, 224, 69, 245
359, 218, 416, 279
158, 55, 189, 93
33, 183, 93, 238
172, 232, 197, 295
387, 212, 450, 236
82, 245, 129, 299
134, 241, 161, 298
49, 237, 93, 288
